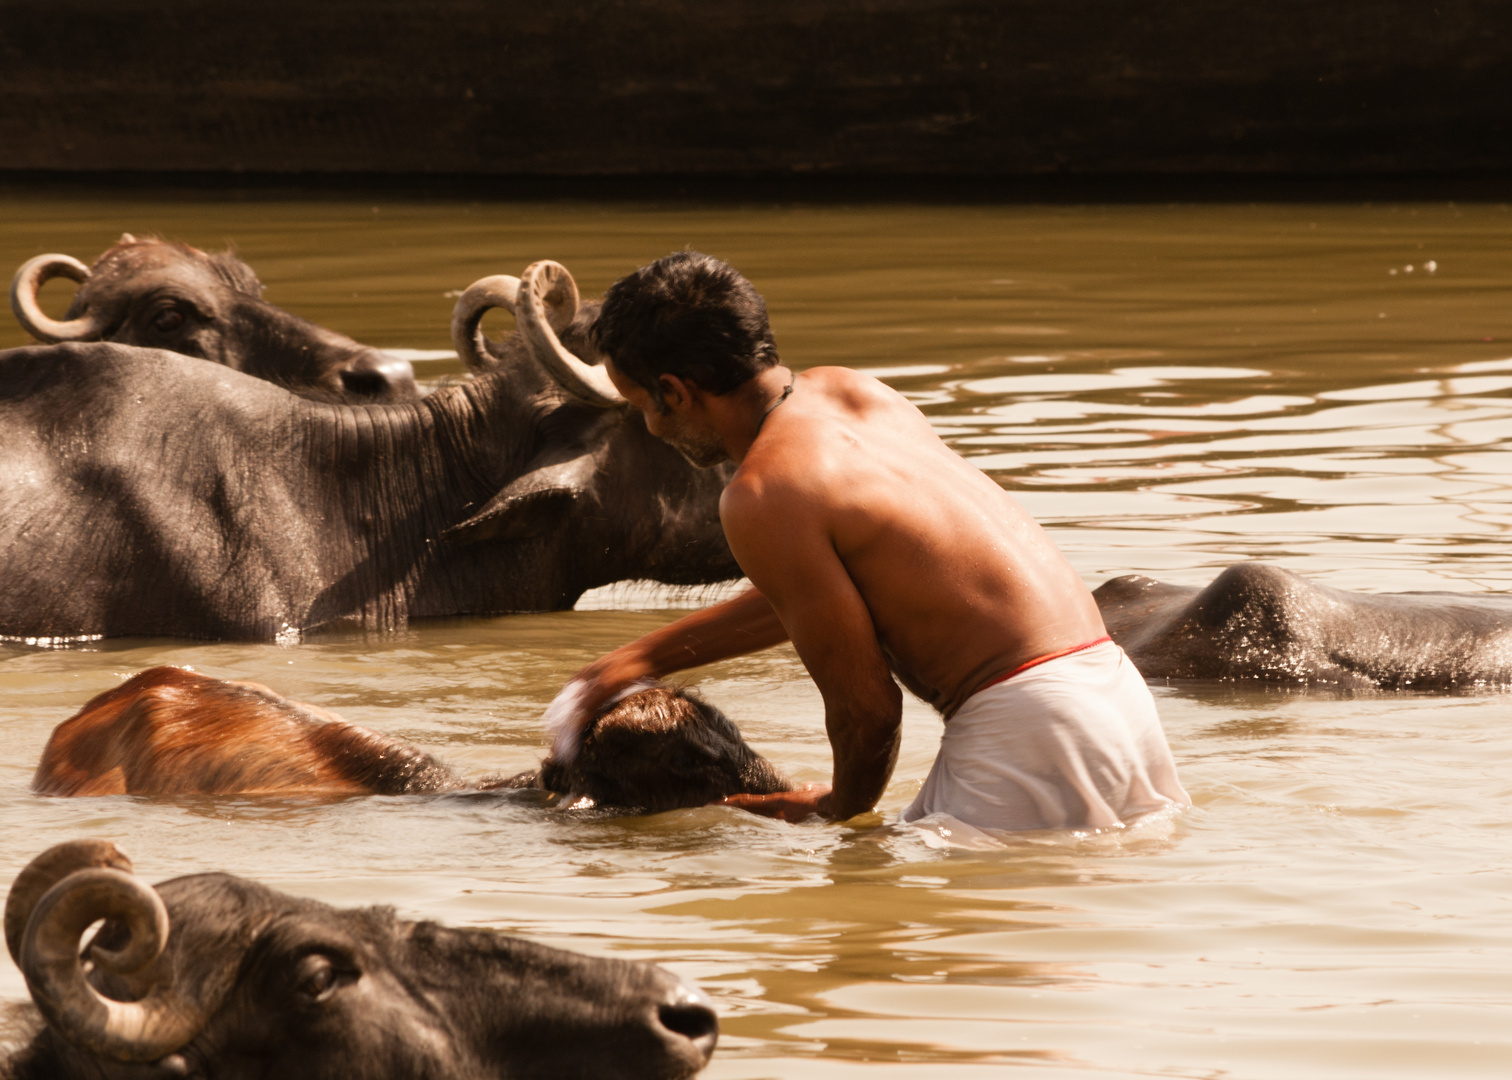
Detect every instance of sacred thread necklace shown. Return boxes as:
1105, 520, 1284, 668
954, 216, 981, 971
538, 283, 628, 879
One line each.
754, 380, 795, 434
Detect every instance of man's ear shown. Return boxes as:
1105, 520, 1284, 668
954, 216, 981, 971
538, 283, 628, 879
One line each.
657, 373, 697, 410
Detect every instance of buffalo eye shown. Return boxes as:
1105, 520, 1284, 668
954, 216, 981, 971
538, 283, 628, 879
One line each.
150, 307, 185, 333
293, 952, 353, 1002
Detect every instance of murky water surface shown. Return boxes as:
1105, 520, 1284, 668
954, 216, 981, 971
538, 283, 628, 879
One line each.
1, 191, 1510, 1077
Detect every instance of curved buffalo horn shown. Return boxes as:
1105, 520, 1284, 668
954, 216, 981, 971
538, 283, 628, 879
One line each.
10, 254, 106, 343
449, 274, 522, 373
517, 260, 625, 408
21, 864, 205, 1063
5, 840, 134, 966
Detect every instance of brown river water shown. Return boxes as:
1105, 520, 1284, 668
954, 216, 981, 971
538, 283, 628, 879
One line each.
1, 189, 1510, 1078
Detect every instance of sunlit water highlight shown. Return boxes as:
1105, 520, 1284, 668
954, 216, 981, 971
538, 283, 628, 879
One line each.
1, 193, 1510, 1077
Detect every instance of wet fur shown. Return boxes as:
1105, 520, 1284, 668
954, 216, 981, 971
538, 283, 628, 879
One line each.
33, 667, 789, 810
33, 669, 455, 797
523, 691, 789, 812
74, 238, 264, 306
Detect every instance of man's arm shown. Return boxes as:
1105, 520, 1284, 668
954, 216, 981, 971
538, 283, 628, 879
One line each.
570, 585, 791, 712
719, 479, 903, 822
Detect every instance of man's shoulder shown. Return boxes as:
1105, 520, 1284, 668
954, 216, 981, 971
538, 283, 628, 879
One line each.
721, 434, 845, 573
801, 364, 889, 395
724, 448, 814, 512
796, 366, 919, 427
727, 365, 907, 498
722, 421, 839, 529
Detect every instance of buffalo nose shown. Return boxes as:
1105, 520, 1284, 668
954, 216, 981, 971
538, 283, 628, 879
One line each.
657, 980, 718, 1066
338, 349, 419, 400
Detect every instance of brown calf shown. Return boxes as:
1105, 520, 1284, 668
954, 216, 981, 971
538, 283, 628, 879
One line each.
32, 667, 789, 811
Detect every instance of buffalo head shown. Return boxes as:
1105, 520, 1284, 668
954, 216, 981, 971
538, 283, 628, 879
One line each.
434, 260, 738, 594
9, 236, 417, 402
504, 687, 792, 813
3, 841, 717, 1079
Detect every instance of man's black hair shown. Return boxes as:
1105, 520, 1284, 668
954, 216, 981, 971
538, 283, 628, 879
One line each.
592, 251, 778, 404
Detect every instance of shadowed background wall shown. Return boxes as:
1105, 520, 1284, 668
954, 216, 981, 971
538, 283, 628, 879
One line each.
0, 0, 1507, 176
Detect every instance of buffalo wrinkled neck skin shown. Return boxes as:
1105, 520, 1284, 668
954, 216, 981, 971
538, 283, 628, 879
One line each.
0, 341, 736, 641
1096, 561, 1512, 688
6, 873, 715, 1080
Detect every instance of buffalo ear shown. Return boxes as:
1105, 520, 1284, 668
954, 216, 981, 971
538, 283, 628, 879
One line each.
441, 453, 596, 544
442, 485, 578, 544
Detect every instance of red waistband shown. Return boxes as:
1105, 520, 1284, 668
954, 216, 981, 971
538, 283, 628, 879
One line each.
976, 635, 1113, 693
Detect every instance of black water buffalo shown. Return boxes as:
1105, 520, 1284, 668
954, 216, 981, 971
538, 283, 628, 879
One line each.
0, 261, 738, 641
32, 666, 791, 812
10, 236, 417, 401
1096, 561, 1512, 688
2, 840, 717, 1079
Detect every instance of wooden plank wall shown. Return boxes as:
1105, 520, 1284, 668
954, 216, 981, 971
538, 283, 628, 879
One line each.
0, 0, 1506, 176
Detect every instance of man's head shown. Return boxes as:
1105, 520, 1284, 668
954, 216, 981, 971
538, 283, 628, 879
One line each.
592, 251, 778, 406
592, 252, 778, 467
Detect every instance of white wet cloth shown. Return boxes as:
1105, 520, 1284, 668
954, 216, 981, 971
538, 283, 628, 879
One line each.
900, 641, 1189, 832
543, 676, 658, 763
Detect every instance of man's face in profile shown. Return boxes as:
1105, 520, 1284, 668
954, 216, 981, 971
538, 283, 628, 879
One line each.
604, 358, 730, 468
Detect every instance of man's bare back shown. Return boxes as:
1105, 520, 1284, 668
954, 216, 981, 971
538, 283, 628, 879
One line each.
726, 365, 1106, 719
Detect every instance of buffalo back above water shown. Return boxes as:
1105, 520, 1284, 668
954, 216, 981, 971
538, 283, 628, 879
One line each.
31, 667, 457, 797
1096, 561, 1512, 688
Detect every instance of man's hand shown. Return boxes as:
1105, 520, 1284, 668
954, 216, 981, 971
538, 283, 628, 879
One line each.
718, 783, 837, 822
546, 648, 656, 762
547, 588, 792, 761
572, 647, 656, 718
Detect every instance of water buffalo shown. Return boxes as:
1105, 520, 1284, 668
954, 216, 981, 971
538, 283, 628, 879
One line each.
10, 235, 417, 402
1096, 561, 1512, 688
31, 666, 791, 811
0, 260, 739, 641
2, 840, 718, 1079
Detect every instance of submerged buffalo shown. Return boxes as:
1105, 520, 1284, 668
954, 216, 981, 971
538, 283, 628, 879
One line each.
2, 840, 717, 1079
10, 235, 416, 401
32, 666, 791, 811
0, 260, 738, 641
1096, 561, 1512, 688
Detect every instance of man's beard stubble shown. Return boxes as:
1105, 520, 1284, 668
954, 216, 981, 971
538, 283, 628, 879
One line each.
660, 412, 730, 468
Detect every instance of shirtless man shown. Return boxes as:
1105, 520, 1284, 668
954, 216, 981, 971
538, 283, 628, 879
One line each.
555, 251, 1188, 829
